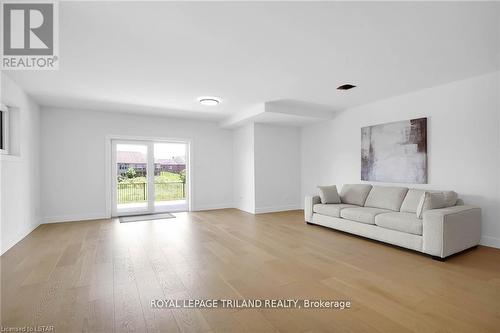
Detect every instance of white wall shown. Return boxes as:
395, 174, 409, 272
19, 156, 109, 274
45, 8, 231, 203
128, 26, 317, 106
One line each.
301, 71, 500, 248
0, 74, 41, 255
233, 123, 255, 213
232, 123, 302, 214
254, 123, 301, 213
40, 107, 233, 222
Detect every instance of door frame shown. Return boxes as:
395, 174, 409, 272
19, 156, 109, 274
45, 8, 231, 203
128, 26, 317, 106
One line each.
105, 135, 192, 218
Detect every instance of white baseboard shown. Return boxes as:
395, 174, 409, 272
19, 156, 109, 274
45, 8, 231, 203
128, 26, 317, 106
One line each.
254, 204, 302, 214
41, 204, 237, 222
1, 222, 40, 256
193, 203, 234, 211
235, 206, 255, 214
480, 235, 500, 249
41, 213, 108, 224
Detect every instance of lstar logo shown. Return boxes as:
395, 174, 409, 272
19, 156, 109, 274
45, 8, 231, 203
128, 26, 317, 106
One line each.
1, 1, 59, 70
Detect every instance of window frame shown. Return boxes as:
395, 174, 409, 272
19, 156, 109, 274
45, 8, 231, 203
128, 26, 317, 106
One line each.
0, 104, 9, 155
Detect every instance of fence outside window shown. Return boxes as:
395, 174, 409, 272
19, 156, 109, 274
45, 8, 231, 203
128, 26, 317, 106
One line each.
117, 182, 185, 203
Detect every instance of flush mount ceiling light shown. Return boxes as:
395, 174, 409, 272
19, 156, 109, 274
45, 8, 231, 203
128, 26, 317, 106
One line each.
337, 84, 356, 90
198, 96, 221, 106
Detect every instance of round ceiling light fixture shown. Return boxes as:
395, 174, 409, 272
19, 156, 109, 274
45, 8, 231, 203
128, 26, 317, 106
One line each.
198, 96, 221, 106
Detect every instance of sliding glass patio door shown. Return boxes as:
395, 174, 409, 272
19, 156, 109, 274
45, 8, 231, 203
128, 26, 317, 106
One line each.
111, 139, 188, 216
112, 140, 153, 216
153, 142, 188, 213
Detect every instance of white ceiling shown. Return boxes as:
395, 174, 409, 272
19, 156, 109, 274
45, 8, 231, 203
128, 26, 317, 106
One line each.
5, 1, 500, 123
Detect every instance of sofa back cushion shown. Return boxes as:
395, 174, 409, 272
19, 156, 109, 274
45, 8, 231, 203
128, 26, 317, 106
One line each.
401, 189, 458, 213
340, 184, 373, 206
364, 186, 409, 211
400, 189, 425, 213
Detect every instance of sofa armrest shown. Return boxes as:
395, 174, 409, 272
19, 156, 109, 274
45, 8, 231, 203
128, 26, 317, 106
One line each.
422, 205, 481, 258
305, 195, 321, 222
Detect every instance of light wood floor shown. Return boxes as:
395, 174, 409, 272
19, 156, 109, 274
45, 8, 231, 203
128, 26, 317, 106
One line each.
1, 209, 500, 332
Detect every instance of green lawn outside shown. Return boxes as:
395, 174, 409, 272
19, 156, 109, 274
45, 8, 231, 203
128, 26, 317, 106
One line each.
156, 171, 183, 182
117, 172, 185, 204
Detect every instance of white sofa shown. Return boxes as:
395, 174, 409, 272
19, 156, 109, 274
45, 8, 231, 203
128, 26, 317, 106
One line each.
305, 184, 481, 259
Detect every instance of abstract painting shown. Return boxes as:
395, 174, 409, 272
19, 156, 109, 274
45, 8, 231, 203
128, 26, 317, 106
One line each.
361, 118, 427, 183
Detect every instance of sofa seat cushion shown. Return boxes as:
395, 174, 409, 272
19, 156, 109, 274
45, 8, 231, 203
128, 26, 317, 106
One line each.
364, 186, 408, 211
375, 212, 423, 235
340, 207, 391, 225
313, 204, 359, 218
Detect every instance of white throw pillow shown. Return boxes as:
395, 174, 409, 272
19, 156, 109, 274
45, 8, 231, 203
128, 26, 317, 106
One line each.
318, 185, 341, 204
416, 192, 447, 219
442, 191, 458, 207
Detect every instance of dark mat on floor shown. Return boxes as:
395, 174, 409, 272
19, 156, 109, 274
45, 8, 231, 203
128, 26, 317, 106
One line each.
119, 213, 175, 223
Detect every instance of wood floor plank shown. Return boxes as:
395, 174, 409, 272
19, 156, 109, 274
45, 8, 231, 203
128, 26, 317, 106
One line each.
1, 209, 500, 332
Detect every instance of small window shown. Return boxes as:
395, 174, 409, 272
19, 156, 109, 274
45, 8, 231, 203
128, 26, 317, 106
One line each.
0, 106, 9, 154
